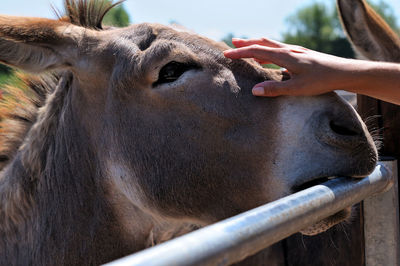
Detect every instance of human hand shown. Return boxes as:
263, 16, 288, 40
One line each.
223, 38, 357, 97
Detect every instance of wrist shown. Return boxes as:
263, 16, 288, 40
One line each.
330, 60, 391, 93
347, 61, 400, 93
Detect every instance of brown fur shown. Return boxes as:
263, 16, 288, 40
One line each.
0, 74, 53, 171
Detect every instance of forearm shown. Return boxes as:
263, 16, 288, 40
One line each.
332, 59, 400, 105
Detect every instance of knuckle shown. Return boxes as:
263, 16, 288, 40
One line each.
293, 45, 308, 50
280, 88, 291, 96
276, 48, 293, 58
288, 45, 308, 54
263, 86, 278, 96
263, 89, 274, 96
249, 44, 262, 51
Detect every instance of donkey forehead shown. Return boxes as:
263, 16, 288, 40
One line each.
105, 23, 229, 68
90, 23, 267, 86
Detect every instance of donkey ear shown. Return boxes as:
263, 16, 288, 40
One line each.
0, 15, 93, 73
337, 0, 400, 62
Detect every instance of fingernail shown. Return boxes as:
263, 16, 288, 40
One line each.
252, 87, 265, 96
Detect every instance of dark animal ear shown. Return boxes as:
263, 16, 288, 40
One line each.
337, 0, 400, 62
0, 15, 95, 73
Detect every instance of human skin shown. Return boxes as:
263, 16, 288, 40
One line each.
223, 37, 400, 105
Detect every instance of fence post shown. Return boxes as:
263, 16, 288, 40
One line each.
364, 159, 399, 266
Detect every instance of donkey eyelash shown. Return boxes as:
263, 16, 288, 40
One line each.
152, 61, 201, 87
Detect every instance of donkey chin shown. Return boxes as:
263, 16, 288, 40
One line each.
300, 147, 377, 235
297, 145, 377, 236
300, 207, 352, 236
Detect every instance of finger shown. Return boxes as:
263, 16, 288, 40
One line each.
232, 37, 285, 49
252, 80, 291, 97
224, 45, 289, 67
290, 45, 309, 53
232, 38, 309, 55
254, 58, 273, 65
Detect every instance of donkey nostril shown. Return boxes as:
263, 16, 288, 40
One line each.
329, 121, 359, 136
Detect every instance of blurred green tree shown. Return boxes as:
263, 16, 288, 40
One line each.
222, 33, 235, 48
282, 2, 353, 57
282, 0, 399, 58
221, 33, 249, 48
0, 61, 12, 86
103, 3, 131, 27
0, 65, 11, 75
369, 0, 398, 32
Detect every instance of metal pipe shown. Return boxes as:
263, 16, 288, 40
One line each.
104, 163, 393, 266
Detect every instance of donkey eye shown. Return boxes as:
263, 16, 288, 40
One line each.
153, 61, 200, 87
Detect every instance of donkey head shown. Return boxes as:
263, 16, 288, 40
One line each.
0, 3, 377, 238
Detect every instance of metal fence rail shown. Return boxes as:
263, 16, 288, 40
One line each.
105, 162, 396, 266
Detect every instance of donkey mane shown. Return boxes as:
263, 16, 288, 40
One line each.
0, 0, 121, 172
60, 0, 123, 29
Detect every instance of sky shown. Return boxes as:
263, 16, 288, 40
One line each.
2, 0, 400, 41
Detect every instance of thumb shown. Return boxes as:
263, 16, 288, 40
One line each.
252, 81, 289, 97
